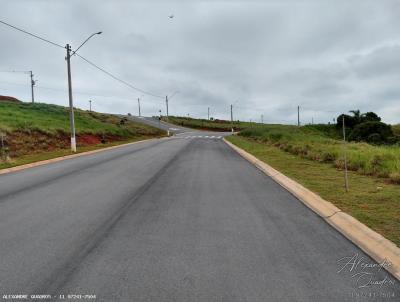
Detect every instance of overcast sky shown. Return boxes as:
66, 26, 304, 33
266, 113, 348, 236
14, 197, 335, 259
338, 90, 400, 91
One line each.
1, 0, 400, 124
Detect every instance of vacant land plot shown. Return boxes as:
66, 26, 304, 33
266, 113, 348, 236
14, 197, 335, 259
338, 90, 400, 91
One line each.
0, 101, 165, 168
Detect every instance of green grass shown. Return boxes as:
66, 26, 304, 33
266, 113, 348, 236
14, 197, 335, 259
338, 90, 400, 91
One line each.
164, 116, 257, 132
0, 102, 162, 137
0, 101, 165, 166
239, 124, 400, 184
227, 135, 400, 246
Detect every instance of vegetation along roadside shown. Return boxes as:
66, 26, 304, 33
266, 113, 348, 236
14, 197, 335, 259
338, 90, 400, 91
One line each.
0, 101, 166, 169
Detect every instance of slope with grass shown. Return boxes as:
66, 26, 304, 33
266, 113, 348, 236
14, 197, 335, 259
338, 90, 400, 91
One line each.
238, 124, 400, 184
0, 101, 165, 169
163, 116, 255, 132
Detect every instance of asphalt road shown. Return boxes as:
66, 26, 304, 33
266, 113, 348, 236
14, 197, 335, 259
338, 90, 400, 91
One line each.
0, 122, 398, 301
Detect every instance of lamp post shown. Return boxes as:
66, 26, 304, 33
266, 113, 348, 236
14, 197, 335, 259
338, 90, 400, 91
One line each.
165, 90, 179, 121
66, 31, 102, 152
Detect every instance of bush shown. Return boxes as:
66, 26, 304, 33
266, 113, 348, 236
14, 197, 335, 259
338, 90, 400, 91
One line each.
348, 121, 393, 144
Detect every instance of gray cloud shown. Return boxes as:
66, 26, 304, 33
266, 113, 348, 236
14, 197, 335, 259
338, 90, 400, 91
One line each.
1, 0, 400, 124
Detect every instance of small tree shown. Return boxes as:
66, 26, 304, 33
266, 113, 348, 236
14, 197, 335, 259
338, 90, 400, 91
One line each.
361, 112, 381, 123
348, 121, 393, 144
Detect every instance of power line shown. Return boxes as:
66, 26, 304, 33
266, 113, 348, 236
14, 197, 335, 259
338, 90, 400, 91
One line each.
0, 19, 64, 49
0, 80, 161, 105
75, 54, 164, 99
0, 19, 165, 100
0, 70, 30, 74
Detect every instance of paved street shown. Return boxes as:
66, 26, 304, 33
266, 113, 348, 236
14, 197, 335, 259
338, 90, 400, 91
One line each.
0, 121, 398, 301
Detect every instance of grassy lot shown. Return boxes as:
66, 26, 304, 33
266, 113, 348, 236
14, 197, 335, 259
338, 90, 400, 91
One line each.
226, 135, 400, 246
0, 101, 165, 167
239, 124, 400, 184
163, 116, 256, 132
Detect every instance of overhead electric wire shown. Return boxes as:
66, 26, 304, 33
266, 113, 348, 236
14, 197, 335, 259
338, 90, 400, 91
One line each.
75, 54, 164, 99
0, 19, 166, 100
0, 19, 64, 49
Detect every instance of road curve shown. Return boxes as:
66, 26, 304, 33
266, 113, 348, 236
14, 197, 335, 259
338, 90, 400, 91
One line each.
0, 130, 398, 301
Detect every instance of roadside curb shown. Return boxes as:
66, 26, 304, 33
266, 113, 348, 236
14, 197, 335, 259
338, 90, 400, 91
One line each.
223, 138, 400, 280
0, 137, 163, 176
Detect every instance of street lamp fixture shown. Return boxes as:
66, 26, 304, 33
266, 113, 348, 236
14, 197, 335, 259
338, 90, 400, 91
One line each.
66, 31, 102, 152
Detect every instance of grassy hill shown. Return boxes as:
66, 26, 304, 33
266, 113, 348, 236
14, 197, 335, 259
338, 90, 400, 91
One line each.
237, 124, 400, 183
163, 116, 255, 132
0, 101, 165, 168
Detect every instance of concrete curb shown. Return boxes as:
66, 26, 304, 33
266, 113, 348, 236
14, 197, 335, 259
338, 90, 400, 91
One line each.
223, 138, 400, 280
0, 137, 162, 176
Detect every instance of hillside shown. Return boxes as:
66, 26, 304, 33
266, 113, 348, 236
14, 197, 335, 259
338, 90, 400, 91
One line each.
163, 116, 254, 132
238, 124, 400, 184
0, 102, 165, 166
0, 95, 21, 103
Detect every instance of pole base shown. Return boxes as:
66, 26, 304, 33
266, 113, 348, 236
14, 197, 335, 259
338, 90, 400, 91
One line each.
71, 137, 77, 152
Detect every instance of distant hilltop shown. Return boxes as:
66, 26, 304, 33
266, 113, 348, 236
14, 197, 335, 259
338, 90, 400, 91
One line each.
0, 95, 21, 103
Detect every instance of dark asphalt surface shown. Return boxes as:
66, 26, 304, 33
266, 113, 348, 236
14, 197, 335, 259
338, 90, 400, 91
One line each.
0, 121, 398, 301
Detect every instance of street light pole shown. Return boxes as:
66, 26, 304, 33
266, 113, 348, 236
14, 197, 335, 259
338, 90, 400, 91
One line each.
230, 104, 234, 132
165, 95, 169, 121
65, 43, 76, 152
65, 31, 102, 152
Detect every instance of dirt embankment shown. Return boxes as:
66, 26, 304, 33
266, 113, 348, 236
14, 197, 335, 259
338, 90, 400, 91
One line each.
1, 130, 126, 157
0, 96, 21, 103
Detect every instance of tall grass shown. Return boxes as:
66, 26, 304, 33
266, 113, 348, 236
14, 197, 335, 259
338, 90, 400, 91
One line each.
165, 116, 255, 131
0, 102, 163, 137
240, 124, 400, 184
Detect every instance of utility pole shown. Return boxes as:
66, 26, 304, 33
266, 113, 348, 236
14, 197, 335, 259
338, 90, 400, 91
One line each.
261, 114, 263, 124
65, 44, 76, 152
89, 100, 92, 112
29, 71, 35, 103
138, 98, 141, 117
208, 107, 210, 120
297, 105, 300, 127
342, 115, 349, 192
165, 95, 169, 121
230, 104, 234, 132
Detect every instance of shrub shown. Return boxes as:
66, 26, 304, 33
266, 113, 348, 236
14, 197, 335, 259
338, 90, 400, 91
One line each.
348, 122, 393, 144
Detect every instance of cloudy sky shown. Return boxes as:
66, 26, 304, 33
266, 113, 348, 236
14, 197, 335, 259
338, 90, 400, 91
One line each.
1, 0, 400, 124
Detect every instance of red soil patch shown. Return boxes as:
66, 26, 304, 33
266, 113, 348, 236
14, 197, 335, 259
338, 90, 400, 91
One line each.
0, 95, 21, 103
2, 131, 126, 157
77, 134, 101, 145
